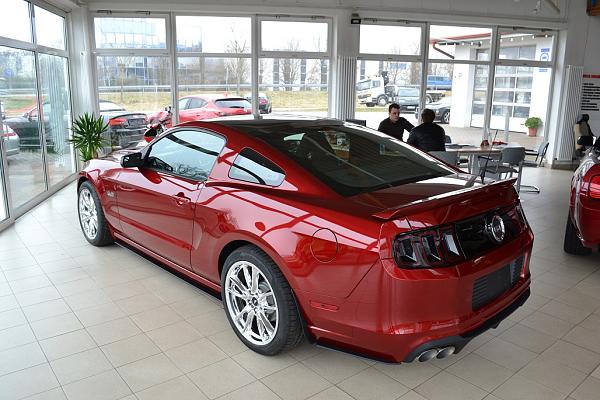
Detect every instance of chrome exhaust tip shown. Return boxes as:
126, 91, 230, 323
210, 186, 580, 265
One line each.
436, 346, 456, 359
417, 349, 439, 362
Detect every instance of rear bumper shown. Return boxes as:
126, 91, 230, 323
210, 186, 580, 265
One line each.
402, 288, 529, 362
300, 229, 533, 363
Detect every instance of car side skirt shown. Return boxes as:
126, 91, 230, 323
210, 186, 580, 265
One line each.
114, 231, 222, 293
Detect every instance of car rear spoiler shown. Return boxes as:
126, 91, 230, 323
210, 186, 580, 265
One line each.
371, 178, 518, 221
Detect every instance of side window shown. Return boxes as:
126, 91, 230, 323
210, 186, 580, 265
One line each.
373, 80, 381, 88
229, 148, 285, 186
188, 98, 206, 109
178, 98, 189, 110
145, 129, 225, 181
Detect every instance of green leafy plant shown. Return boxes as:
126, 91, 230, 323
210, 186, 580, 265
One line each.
68, 113, 109, 161
524, 117, 543, 129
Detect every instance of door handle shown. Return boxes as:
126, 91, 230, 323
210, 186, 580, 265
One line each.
117, 184, 136, 192
172, 192, 190, 206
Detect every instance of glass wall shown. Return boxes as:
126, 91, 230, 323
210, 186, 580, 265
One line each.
0, 1, 73, 224
175, 16, 251, 124
39, 54, 75, 185
1, 47, 46, 208
94, 17, 171, 148
356, 24, 423, 130
259, 20, 330, 117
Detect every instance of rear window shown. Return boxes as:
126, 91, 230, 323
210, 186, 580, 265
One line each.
236, 124, 453, 196
215, 99, 251, 109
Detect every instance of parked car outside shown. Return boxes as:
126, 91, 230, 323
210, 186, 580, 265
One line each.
3, 100, 147, 150
244, 92, 272, 114
2, 123, 19, 156
393, 86, 420, 111
415, 97, 452, 124
98, 100, 148, 148
148, 94, 252, 128
76, 116, 532, 362
565, 142, 600, 255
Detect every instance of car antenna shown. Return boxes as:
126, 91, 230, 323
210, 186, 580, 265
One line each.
480, 129, 499, 184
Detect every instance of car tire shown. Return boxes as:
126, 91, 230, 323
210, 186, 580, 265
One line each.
425, 95, 433, 104
221, 245, 304, 355
366, 103, 375, 108
564, 213, 592, 255
377, 95, 388, 107
441, 111, 450, 124
78, 181, 114, 247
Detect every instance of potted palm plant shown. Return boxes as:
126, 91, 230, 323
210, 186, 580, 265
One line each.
524, 117, 542, 137
68, 113, 108, 161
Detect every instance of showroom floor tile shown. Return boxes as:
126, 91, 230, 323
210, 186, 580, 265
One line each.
1, 167, 600, 400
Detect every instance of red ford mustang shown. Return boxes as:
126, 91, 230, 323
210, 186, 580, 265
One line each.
77, 117, 533, 362
565, 148, 600, 255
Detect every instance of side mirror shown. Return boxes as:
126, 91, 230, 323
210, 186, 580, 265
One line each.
121, 152, 143, 168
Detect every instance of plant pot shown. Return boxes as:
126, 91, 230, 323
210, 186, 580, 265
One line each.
528, 127, 538, 137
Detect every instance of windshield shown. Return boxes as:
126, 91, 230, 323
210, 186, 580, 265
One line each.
239, 123, 454, 196
356, 81, 371, 91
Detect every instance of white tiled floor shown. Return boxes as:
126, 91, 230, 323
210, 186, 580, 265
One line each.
1, 166, 600, 400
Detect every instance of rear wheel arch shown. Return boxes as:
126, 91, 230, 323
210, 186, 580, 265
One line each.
217, 239, 294, 286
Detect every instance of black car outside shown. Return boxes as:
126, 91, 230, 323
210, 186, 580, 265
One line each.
414, 98, 451, 124
4, 100, 147, 150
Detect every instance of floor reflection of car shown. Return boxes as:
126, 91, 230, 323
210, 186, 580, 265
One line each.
76, 116, 533, 363
244, 93, 272, 114
2, 123, 19, 156
415, 97, 452, 124
565, 141, 600, 255
98, 100, 148, 148
148, 94, 253, 128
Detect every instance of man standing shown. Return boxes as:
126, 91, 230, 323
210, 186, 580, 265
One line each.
407, 108, 446, 152
377, 103, 414, 141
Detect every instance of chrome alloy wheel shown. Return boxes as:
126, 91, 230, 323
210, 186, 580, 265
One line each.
78, 187, 98, 240
224, 260, 279, 346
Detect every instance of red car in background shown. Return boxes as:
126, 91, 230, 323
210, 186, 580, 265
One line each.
148, 94, 252, 128
76, 116, 532, 362
565, 146, 600, 255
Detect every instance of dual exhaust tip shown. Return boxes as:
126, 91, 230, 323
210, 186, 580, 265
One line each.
417, 346, 456, 362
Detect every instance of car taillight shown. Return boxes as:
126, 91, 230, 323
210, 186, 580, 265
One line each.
392, 203, 527, 269
109, 117, 126, 126
589, 175, 600, 199
393, 226, 463, 269
2, 132, 16, 138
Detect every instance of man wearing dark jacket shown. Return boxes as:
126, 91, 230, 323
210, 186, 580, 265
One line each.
377, 103, 414, 141
407, 108, 446, 152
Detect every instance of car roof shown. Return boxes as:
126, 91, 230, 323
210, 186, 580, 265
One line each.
205, 114, 343, 129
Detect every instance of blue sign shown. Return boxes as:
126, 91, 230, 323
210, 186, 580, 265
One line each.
539, 48, 550, 72
4, 68, 12, 78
